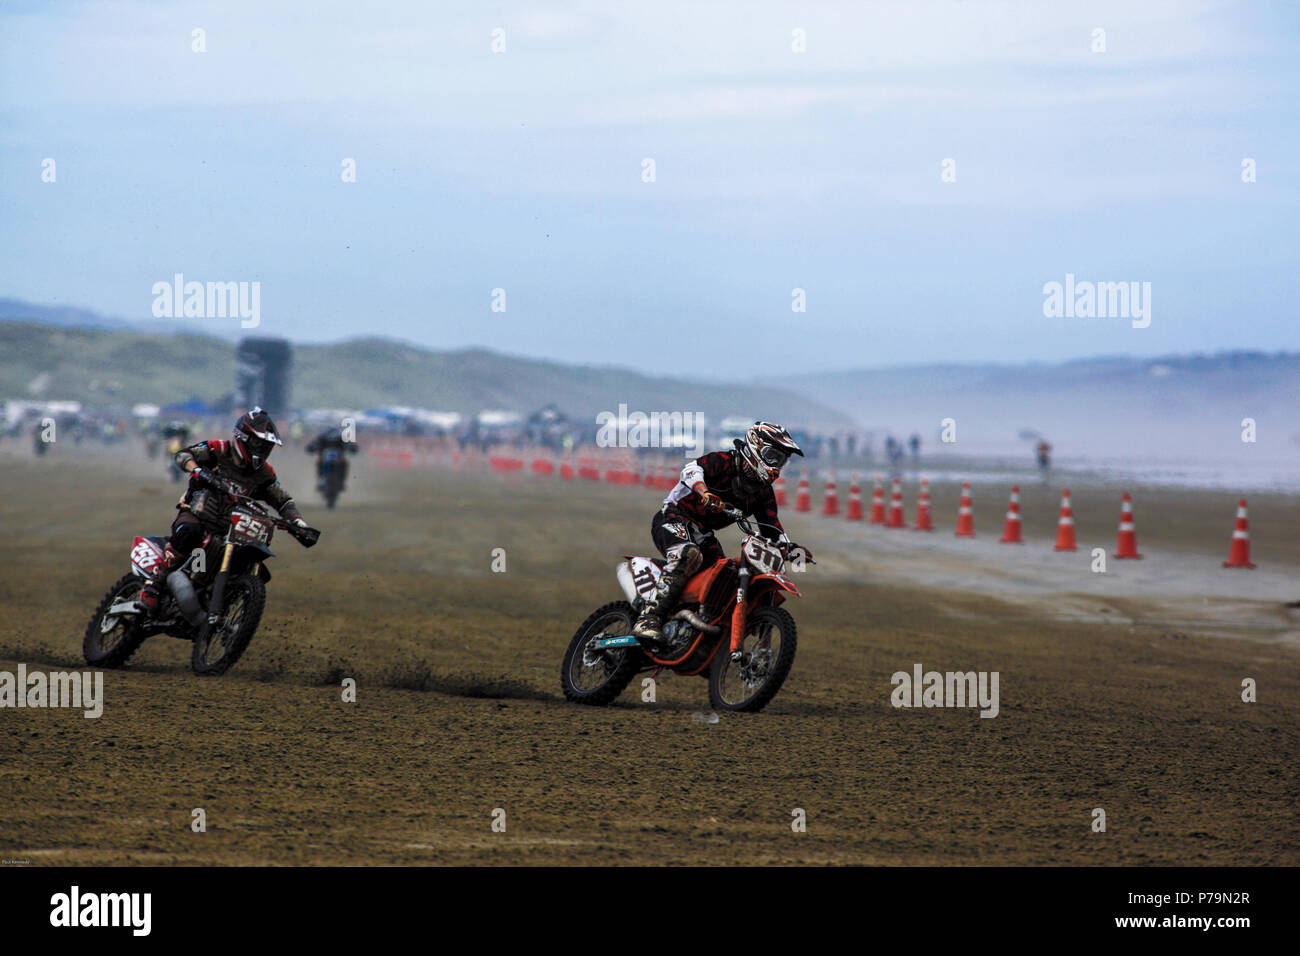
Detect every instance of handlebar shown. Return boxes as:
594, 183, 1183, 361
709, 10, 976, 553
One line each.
720, 505, 814, 564
721, 507, 787, 545
221, 488, 321, 547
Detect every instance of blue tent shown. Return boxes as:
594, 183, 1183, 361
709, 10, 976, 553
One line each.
161, 396, 215, 416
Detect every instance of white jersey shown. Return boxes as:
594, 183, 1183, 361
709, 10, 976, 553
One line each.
662, 459, 705, 510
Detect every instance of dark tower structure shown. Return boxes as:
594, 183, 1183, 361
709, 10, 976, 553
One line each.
235, 338, 292, 416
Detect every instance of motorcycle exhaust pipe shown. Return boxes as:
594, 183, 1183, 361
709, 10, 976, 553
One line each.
166, 571, 206, 626
673, 608, 720, 635
615, 563, 719, 634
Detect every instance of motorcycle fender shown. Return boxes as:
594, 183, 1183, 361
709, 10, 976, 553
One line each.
752, 572, 801, 598
239, 542, 275, 561
227, 544, 273, 582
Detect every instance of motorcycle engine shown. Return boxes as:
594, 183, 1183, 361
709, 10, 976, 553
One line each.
660, 617, 697, 654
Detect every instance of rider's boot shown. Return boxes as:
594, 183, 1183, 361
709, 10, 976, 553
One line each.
138, 545, 181, 613
632, 566, 691, 647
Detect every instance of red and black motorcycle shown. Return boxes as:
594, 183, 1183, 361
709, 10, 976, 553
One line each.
83, 487, 319, 676
561, 508, 812, 712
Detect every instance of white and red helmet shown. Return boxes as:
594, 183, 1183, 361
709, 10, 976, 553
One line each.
737, 421, 803, 485
232, 406, 283, 469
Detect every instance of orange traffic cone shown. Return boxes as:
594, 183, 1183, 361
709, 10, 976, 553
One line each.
845, 473, 864, 521
1052, 489, 1077, 551
795, 471, 811, 513
822, 470, 840, 516
912, 477, 933, 531
955, 481, 975, 537
1222, 498, 1257, 569
774, 474, 787, 507
885, 477, 906, 528
1114, 492, 1143, 559
868, 474, 886, 524
999, 486, 1023, 543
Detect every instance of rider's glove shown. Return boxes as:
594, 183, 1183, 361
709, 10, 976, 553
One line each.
786, 542, 816, 565
292, 517, 309, 529
698, 491, 726, 514
190, 467, 217, 488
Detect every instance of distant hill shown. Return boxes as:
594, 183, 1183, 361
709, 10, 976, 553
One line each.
0, 298, 135, 332
5, 299, 1297, 463
0, 298, 231, 338
0, 319, 853, 429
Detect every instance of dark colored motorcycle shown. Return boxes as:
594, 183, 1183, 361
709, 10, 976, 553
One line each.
83, 489, 319, 676
320, 447, 344, 509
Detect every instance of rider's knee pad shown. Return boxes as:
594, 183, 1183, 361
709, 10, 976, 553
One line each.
171, 522, 204, 553
667, 542, 702, 576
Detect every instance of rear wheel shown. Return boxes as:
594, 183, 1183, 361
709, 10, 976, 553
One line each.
323, 469, 341, 508
708, 606, 797, 713
560, 601, 642, 705
191, 575, 265, 676
83, 574, 149, 667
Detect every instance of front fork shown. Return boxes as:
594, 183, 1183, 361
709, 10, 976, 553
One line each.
196, 542, 234, 643
728, 566, 751, 654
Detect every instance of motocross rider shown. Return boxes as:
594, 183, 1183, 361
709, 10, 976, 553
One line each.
137, 407, 309, 611
162, 419, 191, 446
305, 426, 359, 490
632, 421, 813, 645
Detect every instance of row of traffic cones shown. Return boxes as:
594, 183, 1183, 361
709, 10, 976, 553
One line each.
806, 472, 935, 531
791, 470, 1259, 567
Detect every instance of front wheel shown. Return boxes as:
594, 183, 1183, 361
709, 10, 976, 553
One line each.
83, 574, 149, 667
560, 601, 642, 706
191, 575, 266, 676
708, 606, 797, 713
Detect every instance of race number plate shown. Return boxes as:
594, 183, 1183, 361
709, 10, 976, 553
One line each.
742, 535, 784, 574
229, 511, 272, 546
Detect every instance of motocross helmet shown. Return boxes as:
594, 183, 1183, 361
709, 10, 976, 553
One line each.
736, 421, 803, 487
232, 406, 283, 469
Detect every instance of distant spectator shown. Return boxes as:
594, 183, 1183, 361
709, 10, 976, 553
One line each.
885, 436, 904, 475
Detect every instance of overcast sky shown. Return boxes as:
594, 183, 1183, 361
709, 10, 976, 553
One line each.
1, 0, 1296, 376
